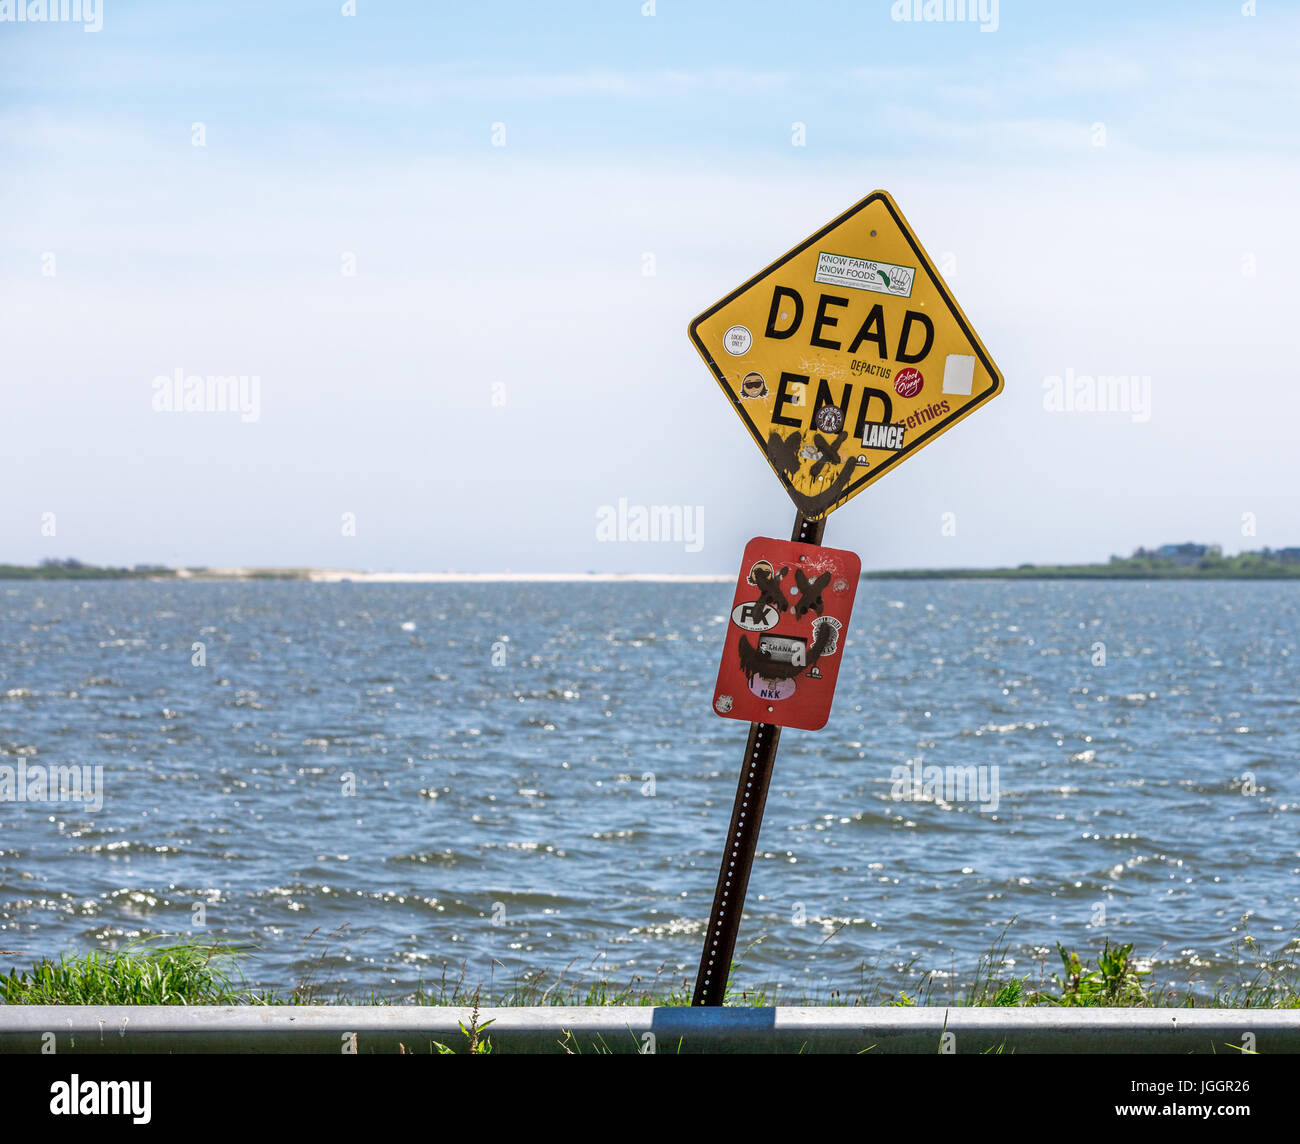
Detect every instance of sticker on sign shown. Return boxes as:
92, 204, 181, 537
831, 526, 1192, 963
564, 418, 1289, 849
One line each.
814, 251, 915, 298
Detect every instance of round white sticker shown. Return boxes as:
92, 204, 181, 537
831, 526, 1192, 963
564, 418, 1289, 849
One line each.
731, 602, 779, 632
723, 325, 753, 356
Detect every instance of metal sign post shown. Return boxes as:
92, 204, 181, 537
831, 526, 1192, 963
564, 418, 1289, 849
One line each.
686, 189, 1004, 1006
692, 511, 824, 1006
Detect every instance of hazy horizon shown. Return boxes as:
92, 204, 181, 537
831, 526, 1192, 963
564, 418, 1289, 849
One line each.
17, 531, 1288, 578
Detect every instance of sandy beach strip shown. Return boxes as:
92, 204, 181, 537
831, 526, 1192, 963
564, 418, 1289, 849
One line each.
304, 570, 733, 584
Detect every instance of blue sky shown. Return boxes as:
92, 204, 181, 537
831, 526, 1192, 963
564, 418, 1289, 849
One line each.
2, 1, 1298, 571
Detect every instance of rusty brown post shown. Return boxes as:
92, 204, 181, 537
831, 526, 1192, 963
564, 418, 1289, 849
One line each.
691, 511, 825, 1006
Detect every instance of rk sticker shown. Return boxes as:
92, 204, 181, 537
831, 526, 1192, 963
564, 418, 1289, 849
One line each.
713, 536, 861, 731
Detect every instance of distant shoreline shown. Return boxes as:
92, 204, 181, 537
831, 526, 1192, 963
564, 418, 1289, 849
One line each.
5, 560, 1300, 582
862, 571, 1300, 580
301, 570, 735, 583
1, 565, 733, 584
862, 560, 1300, 580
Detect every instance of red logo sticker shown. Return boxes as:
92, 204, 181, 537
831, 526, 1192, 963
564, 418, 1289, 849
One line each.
894, 367, 924, 399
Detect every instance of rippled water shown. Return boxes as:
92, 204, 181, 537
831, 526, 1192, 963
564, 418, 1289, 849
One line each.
1, 580, 1297, 1001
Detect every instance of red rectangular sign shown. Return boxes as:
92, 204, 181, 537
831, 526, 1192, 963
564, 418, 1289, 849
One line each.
712, 537, 860, 731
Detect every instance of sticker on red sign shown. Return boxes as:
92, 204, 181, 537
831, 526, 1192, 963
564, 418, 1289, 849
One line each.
712, 537, 861, 731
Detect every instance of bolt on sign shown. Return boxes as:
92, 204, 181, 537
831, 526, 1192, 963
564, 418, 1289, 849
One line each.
688, 190, 1004, 519
714, 537, 860, 731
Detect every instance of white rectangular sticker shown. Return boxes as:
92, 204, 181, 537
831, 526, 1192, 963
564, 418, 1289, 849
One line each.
814, 251, 915, 298
942, 353, 976, 396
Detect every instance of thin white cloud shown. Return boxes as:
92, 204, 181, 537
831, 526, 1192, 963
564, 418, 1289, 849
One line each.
311, 65, 793, 103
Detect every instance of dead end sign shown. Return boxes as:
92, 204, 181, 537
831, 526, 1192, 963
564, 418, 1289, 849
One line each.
688, 190, 1004, 520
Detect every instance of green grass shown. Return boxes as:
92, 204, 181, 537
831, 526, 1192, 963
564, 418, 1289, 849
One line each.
0, 940, 270, 1005
4, 922, 1297, 1009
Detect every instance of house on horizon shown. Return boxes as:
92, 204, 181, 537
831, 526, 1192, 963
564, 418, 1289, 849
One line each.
1126, 542, 1222, 566
1243, 546, 1300, 564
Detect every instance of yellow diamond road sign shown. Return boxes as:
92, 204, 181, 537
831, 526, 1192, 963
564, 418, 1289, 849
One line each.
688, 190, 1003, 519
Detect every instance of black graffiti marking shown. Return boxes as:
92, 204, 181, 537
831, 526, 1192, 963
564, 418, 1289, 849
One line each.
784, 458, 857, 519
766, 416, 869, 518
767, 429, 803, 478
808, 430, 848, 481
751, 565, 790, 616
792, 569, 831, 619
810, 615, 841, 655
737, 620, 836, 686
804, 616, 835, 667
738, 634, 801, 683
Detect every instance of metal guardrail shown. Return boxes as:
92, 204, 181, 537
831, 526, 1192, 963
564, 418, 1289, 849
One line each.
0, 1006, 1294, 1053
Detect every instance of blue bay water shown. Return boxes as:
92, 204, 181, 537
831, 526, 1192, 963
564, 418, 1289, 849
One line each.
1, 580, 1297, 1001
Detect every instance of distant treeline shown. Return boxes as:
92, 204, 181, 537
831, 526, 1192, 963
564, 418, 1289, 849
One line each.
0, 559, 174, 580
864, 553, 1300, 580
